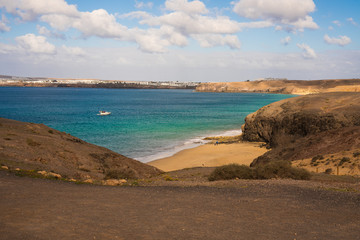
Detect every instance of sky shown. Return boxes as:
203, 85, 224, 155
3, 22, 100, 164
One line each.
0, 0, 359, 82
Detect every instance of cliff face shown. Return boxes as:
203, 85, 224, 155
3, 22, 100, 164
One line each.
241, 92, 360, 166
0, 118, 161, 180
196, 79, 360, 95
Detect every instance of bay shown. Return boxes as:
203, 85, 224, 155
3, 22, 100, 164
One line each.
0, 87, 294, 162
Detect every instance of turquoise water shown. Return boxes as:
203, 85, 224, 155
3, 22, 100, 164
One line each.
0, 87, 294, 162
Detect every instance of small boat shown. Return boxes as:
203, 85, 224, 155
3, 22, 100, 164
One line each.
97, 111, 111, 116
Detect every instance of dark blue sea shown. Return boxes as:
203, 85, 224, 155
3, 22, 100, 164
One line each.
0, 87, 294, 162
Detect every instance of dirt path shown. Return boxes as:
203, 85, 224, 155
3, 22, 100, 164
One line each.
1, 171, 359, 240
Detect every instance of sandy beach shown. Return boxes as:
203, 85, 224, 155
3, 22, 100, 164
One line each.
148, 141, 268, 172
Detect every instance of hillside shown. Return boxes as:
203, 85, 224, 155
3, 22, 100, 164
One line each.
0, 118, 161, 181
196, 79, 360, 94
242, 92, 360, 175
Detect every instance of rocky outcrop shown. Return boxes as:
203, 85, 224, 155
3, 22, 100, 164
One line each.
196, 79, 360, 95
241, 92, 360, 166
0, 118, 162, 181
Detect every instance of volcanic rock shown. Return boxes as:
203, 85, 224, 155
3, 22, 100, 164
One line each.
0, 118, 162, 181
241, 92, 360, 166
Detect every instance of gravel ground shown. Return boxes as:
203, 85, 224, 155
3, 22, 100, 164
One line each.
1, 170, 360, 240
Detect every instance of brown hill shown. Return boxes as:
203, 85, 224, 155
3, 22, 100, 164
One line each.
0, 118, 161, 181
241, 92, 360, 175
196, 79, 360, 94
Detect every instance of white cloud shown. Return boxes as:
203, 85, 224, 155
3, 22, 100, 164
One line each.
73, 10, 130, 39
347, 18, 357, 26
0, 0, 321, 54
37, 25, 65, 39
132, 28, 172, 53
118, 11, 152, 20
1, 44, 359, 82
281, 36, 291, 45
1, 0, 244, 52
233, 0, 318, 32
135, 0, 244, 51
15, 34, 56, 54
135, 1, 153, 9
0, 42, 17, 54
141, 12, 241, 35
0, 0, 79, 21
192, 34, 241, 49
324, 34, 351, 46
332, 20, 341, 26
62, 45, 86, 56
297, 43, 316, 59
0, 34, 85, 58
328, 26, 334, 31
289, 16, 318, 32
165, 0, 208, 14
0, 14, 10, 32
238, 21, 273, 29
41, 9, 130, 39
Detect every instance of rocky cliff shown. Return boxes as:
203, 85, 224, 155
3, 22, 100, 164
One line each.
196, 79, 360, 95
0, 118, 161, 181
241, 92, 360, 167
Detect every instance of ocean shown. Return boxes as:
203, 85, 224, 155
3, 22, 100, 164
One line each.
0, 87, 294, 162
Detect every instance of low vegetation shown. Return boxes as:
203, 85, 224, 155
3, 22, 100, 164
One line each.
353, 151, 360, 158
208, 161, 311, 181
208, 164, 253, 181
312, 155, 324, 162
105, 169, 136, 180
339, 157, 351, 166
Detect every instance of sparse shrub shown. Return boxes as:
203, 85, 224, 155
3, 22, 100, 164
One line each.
353, 152, 360, 158
208, 161, 311, 181
254, 161, 310, 180
311, 155, 324, 162
131, 180, 139, 186
324, 168, 333, 174
339, 157, 351, 166
208, 164, 254, 181
105, 169, 136, 180
26, 138, 41, 147
163, 175, 178, 181
48, 130, 54, 134
79, 167, 90, 172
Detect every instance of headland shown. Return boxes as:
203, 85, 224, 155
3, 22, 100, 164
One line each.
149, 91, 360, 176
196, 78, 360, 94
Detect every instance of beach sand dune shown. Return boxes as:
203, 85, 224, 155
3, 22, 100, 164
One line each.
148, 141, 268, 172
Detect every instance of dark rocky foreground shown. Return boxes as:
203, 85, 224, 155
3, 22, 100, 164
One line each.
242, 92, 360, 166
0, 118, 161, 181
1, 170, 359, 240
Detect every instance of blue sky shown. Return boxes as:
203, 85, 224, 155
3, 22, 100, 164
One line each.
0, 0, 359, 82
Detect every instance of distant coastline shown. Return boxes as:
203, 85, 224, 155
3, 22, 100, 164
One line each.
196, 78, 360, 95
3, 75, 360, 93
0, 74, 199, 90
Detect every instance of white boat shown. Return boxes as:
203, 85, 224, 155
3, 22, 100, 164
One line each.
97, 111, 111, 116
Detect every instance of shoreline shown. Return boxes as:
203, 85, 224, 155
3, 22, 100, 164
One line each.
136, 129, 243, 163
147, 140, 268, 172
